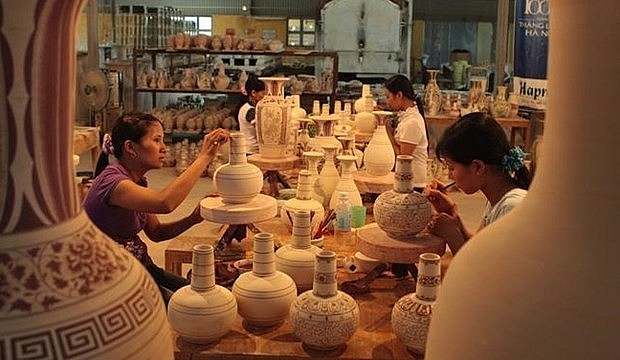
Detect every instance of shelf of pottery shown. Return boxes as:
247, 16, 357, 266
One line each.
131, 33, 339, 110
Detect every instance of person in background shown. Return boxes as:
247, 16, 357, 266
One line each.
237, 75, 266, 154
426, 112, 531, 254
84, 112, 230, 306
383, 74, 429, 191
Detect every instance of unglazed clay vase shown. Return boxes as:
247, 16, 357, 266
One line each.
363, 110, 395, 176
214, 133, 263, 204
392, 253, 441, 355
214, 62, 231, 90
319, 144, 341, 208
423, 69, 442, 116
354, 84, 374, 113
304, 151, 327, 206
290, 250, 360, 350
281, 170, 325, 237
168, 245, 237, 343
232, 233, 297, 327
354, 95, 377, 134
426, 3, 619, 359
329, 155, 363, 209
308, 114, 342, 153
256, 77, 292, 158
275, 210, 321, 291
0, 1, 173, 358
374, 155, 432, 239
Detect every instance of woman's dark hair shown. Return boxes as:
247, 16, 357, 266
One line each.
384, 74, 425, 118
435, 112, 531, 189
94, 112, 163, 176
234, 74, 265, 129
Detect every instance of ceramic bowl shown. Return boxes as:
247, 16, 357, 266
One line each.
353, 252, 381, 273
310, 235, 324, 248
233, 258, 253, 274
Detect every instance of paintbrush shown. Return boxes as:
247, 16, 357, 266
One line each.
438, 181, 457, 193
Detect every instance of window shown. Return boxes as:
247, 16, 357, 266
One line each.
287, 18, 315, 47
183, 16, 212, 36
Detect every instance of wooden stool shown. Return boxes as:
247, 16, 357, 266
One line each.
247, 154, 299, 197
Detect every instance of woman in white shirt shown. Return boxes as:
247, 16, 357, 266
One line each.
237, 75, 265, 154
384, 74, 429, 191
426, 112, 531, 254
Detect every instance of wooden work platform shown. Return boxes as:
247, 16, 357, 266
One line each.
352, 170, 394, 195
247, 154, 299, 197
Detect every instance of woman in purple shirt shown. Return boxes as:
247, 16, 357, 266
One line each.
83, 113, 230, 306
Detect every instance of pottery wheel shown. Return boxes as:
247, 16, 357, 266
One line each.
247, 154, 298, 171
356, 223, 446, 264
200, 194, 277, 224
352, 170, 394, 194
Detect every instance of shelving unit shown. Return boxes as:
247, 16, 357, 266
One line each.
132, 48, 338, 111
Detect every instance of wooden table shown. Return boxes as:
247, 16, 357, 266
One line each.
73, 126, 101, 170
426, 114, 532, 151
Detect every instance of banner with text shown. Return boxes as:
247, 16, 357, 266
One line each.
513, 0, 549, 110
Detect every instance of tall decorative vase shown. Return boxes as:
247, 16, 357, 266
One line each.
275, 210, 322, 291
232, 233, 297, 327
426, 3, 619, 359
256, 77, 292, 158
319, 144, 341, 208
373, 155, 432, 239
0, 1, 173, 358
213, 133, 264, 204
467, 78, 485, 111
329, 155, 363, 209
354, 95, 377, 134
286, 95, 306, 156
281, 170, 326, 236
290, 250, 360, 350
424, 69, 442, 116
304, 151, 327, 206
168, 245, 237, 343
308, 114, 342, 152
391, 253, 441, 355
297, 118, 313, 156
363, 111, 396, 176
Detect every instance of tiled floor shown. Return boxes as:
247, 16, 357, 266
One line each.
141, 167, 488, 268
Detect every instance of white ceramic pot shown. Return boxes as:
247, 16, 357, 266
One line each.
290, 250, 360, 350
232, 233, 297, 327
256, 77, 292, 158
354, 95, 377, 134
374, 155, 432, 239
363, 111, 395, 176
329, 155, 363, 210
318, 144, 341, 208
275, 210, 322, 291
392, 253, 441, 355
168, 245, 237, 344
214, 133, 263, 204
281, 170, 325, 236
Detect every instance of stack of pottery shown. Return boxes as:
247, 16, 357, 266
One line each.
329, 155, 363, 209
290, 250, 360, 350
391, 253, 441, 356
424, 69, 442, 116
168, 244, 237, 344
232, 233, 297, 327
213, 133, 263, 204
275, 210, 322, 291
373, 155, 432, 239
281, 170, 325, 236
363, 111, 395, 176
319, 144, 341, 209
256, 77, 292, 158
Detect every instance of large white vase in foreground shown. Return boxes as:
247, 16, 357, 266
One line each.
0, 1, 173, 358
426, 2, 619, 359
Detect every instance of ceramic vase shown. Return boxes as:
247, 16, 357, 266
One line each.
214, 62, 230, 90
304, 151, 327, 206
491, 85, 511, 118
256, 77, 292, 158
363, 111, 396, 176
354, 84, 373, 113
467, 78, 485, 111
354, 95, 377, 134
168, 244, 237, 344
232, 233, 297, 327
275, 211, 322, 291
427, 4, 619, 359
308, 114, 342, 153
329, 155, 363, 209
338, 135, 364, 168
508, 91, 520, 117
281, 170, 326, 237
319, 144, 341, 209
424, 69, 442, 116
290, 250, 360, 350
214, 133, 263, 204
0, 2, 173, 358
392, 253, 441, 355
374, 155, 432, 239
297, 118, 312, 156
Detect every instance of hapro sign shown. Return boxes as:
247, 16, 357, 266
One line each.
513, 0, 549, 109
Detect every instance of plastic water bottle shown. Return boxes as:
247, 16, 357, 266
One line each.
335, 192, 352, 233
